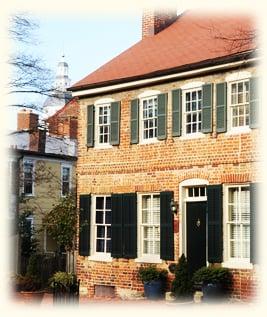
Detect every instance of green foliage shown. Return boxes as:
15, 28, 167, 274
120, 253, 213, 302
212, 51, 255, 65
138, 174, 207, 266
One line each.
18, 211, 38, 258
192, 267, 232, 287
48, 271, 77, 289
138, 265, 168, 283
42, 194, 77, 252
171, 254, 193, 299
26, 253, 43, 278
14, 274, 42, 291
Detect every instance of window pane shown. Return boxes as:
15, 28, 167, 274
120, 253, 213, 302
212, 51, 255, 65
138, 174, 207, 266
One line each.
96, 239, 105, 252
105, 211, 111, 224
24, 182, 32, 194
96, 211, 104, 224
97, 226, 105, 238
96, 197, 104, 210
142, 196, 150, 209
106, 240, 111, 253
188, 188, 193, 197
107, 227, 111, 238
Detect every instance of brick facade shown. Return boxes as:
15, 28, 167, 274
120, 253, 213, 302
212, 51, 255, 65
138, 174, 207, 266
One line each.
75, 66, 260, 301
46, 98, 78, 139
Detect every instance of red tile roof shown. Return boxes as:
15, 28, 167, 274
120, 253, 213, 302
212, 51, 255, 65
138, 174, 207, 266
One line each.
71, 11, 256, 90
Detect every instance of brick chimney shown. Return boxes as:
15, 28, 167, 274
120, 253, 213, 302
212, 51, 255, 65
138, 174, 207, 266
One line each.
17, 109, 46, 152
142, 8, 177, 39
17, 109, 39, 131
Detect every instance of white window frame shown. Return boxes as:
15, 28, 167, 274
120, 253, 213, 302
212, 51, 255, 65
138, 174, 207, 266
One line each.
180, 82, 205, 139
222, 184, 252, 269
138, 90, 160, 144
226, 71, 252, 134
94, 98, 114, 149
135, 193, 162, 264
89, 195, 112, 262
23, 159, 35, 196
61, 164, 71, 197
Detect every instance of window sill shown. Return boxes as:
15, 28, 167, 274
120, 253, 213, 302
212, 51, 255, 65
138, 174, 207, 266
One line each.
226, 127, 251, 136
135, 256, 162, 264
180, 133, 205, 140
94, 144, 113, 150
88, 254, 112, 262
222, 260, 253, 270
139, 138, 159, 145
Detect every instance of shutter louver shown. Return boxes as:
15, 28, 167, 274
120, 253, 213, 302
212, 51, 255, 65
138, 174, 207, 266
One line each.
130, 99, 139, 144
216, 82, 227, 133
172, 89, 182, 137
111, 194, 123, 258
87, 105, 94, 147
249, 77, 259, 129
123, 193, 137, 258
160, 191, 174, 260
207, 185, 223, 263
250, 183, 259, 264
79, 194, 91, 256
202, 83, 213, 133
110, 101, 121, 145
157, 93, 168, 140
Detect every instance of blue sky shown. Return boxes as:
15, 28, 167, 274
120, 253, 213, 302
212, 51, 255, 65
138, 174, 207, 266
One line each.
7, 11, 142, 130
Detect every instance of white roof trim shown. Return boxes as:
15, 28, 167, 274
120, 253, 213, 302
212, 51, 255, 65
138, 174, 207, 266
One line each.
71, 57, 259, 97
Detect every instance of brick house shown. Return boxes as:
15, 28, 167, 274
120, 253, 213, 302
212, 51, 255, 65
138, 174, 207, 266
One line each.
69, 9, 260, 300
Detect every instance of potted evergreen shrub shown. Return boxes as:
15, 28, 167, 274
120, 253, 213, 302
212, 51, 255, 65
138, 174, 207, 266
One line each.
192, 266, 232, 301
138, 265, 168, 300
170, 254, 193, 302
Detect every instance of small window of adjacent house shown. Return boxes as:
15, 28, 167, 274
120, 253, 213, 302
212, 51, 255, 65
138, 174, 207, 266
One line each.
226, 185, 250, 261
184, 89, 202, 135
61, 166, 70, 196
230, 80, 249, 128
93, 196, 111, 254
23, 160, 34, 195
140, 194, 160, 257
141, 96, 158, 141
95, 104, 111, 146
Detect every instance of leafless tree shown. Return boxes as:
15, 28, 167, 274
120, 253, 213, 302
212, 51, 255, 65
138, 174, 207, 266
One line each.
8, 13, 56, 111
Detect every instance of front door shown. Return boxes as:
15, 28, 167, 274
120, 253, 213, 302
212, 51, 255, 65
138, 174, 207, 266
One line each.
186, 201, 207, 275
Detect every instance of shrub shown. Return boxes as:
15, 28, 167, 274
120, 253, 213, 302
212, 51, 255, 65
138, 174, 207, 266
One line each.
171, 254, 193, 299
138, 265, 168, 283
192, 267, 232, 291
14, 274, 42, 292
49, 271, 77, 289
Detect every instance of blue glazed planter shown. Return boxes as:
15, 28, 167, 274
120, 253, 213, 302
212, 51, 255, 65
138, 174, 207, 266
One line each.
202, 282, 224, 301
144, 280, 164, 299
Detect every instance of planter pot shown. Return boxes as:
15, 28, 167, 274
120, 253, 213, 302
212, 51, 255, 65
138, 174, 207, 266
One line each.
19, 291, 45, 304
202, 282, 224, 301
144, 280, 164, 300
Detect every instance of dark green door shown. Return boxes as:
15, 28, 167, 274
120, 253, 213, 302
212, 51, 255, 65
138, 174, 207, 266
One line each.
186, 201, 207, 275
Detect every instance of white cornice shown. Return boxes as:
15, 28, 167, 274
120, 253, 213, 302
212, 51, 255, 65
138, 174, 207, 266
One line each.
71, 57, 259, 98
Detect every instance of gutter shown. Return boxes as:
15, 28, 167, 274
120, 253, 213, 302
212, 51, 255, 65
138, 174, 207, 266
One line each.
70, 52, 259, 98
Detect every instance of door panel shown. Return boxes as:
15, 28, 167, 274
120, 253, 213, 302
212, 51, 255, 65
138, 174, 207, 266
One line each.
186, 201, 207, 275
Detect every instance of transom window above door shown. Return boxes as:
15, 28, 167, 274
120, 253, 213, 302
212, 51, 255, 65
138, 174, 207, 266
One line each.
186, 186, 207, 202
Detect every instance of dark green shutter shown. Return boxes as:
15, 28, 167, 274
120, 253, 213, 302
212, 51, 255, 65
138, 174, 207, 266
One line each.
157, 93, 168, 140
250, 183, 259, 264
216, 82, 227, 133
110, 101, 120, 145
87, 105, 94, 147
122, 193, 137, 258
130, 99, 139, 144
249, 77, 259, 129
172, 89, 182, 137
202, 83, 213, 133
207, 185, 223, 263
111, 194, 123, 258
79, 194, 91, 256
160, 191, 174, 260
